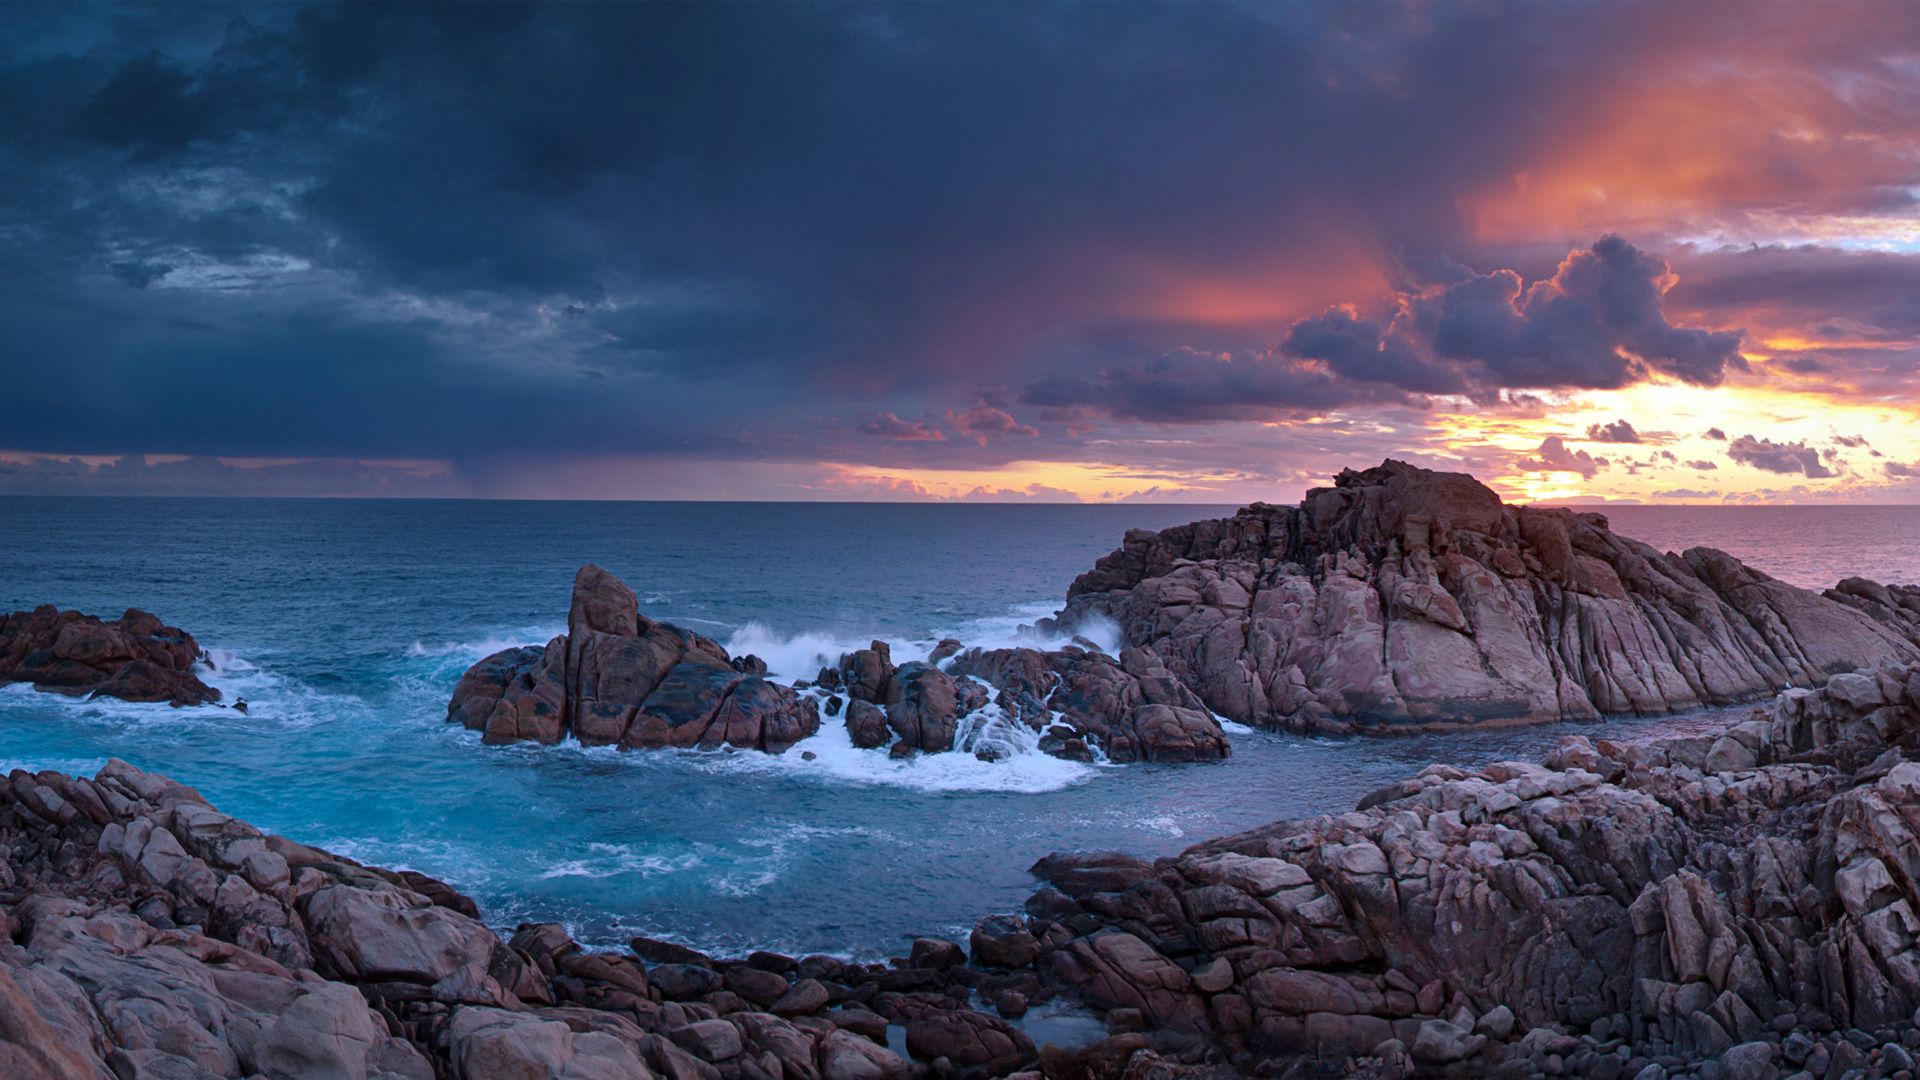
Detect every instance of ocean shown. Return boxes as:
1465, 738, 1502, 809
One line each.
4, 497, 1917, 959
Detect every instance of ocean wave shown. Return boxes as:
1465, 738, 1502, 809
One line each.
404, 626, 565, 661
721, 598, 1119, 684
705, 692, 1103, 795
5, 647, 344, 733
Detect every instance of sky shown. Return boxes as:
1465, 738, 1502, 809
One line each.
3, 2, 1920, 504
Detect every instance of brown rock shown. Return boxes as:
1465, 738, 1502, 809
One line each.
0, 605, 219, 706
1051, 459, 1920, 732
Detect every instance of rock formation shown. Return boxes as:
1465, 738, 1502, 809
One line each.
451, 565, 1230, 763
811, 640, 1230, 764
1052, 459, 1920, 733
0, 605, 219, 707
448, 565, 821, 753
1012, 659, 1920, 1077
0, 758, 1075, 1080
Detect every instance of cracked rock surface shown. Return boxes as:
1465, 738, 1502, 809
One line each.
1050, 459, 1920, 733
1019, 660, 1920, 1077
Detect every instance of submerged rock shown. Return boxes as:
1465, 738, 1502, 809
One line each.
1016, 659, 1920, 1076
0, 604, 220, 706
448, 564, 820, 753
1052, 459, 1920, 732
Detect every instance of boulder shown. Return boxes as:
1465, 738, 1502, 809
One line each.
447, 565, 820, 754
903, 1011, 1035, 1068
969, 915, 1039, 969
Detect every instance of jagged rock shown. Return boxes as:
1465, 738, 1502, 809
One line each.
1020, 658, 1920, 1075
843, 699, 890, 749
1050, 459, 1920, 731
839, 642, 896, 705
0, 759, 1041, 1080
446, 639, 567, 744
941, 646, 1230, 763
887, 664, 962, 751
970, 915, 1040, 969
0, 605, 219, 706
449, 565, 820, 754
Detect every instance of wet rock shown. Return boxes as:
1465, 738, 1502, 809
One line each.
888, 665, 963, 752
0, 605, 219, 706
449, 565, 820, 754
844, 700, 890, 749
654, 964, 725, 1001
841, 642, 897, 705
969, 915, 1040, 969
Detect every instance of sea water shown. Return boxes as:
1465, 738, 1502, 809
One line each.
3, 498, 1916, 958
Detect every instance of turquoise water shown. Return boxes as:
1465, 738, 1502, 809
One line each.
3, 498, 1910, 958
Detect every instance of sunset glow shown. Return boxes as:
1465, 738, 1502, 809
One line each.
4, 3, 1919, 504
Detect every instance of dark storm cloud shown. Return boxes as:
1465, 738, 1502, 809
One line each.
1276, 310, 1466, 394
1586, 420, 1641, 444
1020, 348, 1400, 424
858, 412, 945, 442
1, 2, 1918, 495
1026, 236, 1746, 424
1727, 435, 1836, 479
1397, 237, 1746, 390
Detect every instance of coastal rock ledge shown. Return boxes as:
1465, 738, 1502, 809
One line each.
1019, 662, 1920, 1078
1051, 458, 1920, 732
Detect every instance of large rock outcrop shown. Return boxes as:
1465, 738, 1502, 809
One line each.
1052, 459, 1920, 733
448, 565, 820, 753
0, 760, 1063, 1080
452, 565, 1230, 764
0, 606, 219, 707
1010, 661, 1920, 1077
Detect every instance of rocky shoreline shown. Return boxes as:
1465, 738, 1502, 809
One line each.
15, 462, 1920, 1078
13, 661, 1920, 1077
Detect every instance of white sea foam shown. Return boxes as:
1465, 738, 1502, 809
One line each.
723, 622, 866, 683
538, 843, 702, 880
721, 598, 1120, 685
701, 688, 1103, 795
5, 646, 342, 732
1217, 717, 1256, 735
405, 625, 565, 661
